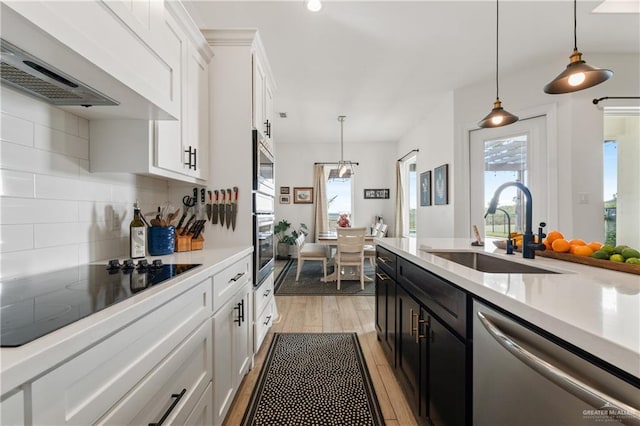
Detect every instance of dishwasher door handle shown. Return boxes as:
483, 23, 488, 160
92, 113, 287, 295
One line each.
477, 311, 640, 425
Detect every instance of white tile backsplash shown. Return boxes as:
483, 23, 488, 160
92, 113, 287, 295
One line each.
0, 224, 34, 253
0, 87, 170, 279
0, 170, 34, 197
34, 124, 89, 159
1, 112, 34, 147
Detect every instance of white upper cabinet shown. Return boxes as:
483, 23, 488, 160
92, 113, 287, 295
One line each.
1, 0, 181, 119
89, 2, 212, 184
252, 45, 276, 150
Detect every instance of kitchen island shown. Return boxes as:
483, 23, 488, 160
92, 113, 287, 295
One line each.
375, 237, 639, 425
0, 246, 253, 425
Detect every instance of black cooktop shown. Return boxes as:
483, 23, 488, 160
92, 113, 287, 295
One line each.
0, 260, 201, 347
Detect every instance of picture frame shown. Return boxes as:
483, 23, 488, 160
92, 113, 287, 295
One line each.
293, 187, 313, 204
364, 188, 390, 199
280, 186, 290, 195
420, 171, 431, 206
279, 194, 290, 204
434, 164, 449, 205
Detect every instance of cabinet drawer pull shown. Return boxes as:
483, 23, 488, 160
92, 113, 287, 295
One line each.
376, 256, 388, 264
263, 289, 271, 297
410, 309, 416, 336
375, 272, 390, 281
229, 272, 245, 283
148, 388, 186, 426
264, 315, 272, 326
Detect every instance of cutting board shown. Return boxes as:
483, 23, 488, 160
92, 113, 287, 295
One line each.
535, 250, 640, 275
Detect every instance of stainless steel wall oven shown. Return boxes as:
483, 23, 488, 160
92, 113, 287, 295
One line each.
254, 213, 274, 285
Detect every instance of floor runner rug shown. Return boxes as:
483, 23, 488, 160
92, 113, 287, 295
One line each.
275, 259, 375, 296
241, 333, 385, 425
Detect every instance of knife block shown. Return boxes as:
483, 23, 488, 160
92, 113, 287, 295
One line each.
175, 230, 192, 252
191, 235, 204, 251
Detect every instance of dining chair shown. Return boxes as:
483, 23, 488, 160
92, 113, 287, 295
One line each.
335, 227, 366, 290
295, 233, 328, 282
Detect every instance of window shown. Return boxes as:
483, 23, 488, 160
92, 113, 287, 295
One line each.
327, 168, 353, 229
408, 160, 417, 236
399, 155, 417, 236
603, 139, 617, 245
470, 116, 549, 240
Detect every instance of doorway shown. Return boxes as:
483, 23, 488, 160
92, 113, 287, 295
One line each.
469, 116, 550, 240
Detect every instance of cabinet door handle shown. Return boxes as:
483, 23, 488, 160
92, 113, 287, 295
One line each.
410, 309, 417, 337
264, 315, 272, 326
148, 388, 186, 426
234, 302, 242, 326
229, 272, 245, 283
418, 317, 429, 343
184, 146, 193, 168
241, 299, 245, 323
477, 311, 640, 422
263, 289, 271, 297
192, 148, 197, 171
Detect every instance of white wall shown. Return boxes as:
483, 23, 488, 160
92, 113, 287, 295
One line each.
399, 52, 639, 243
275, 140, 396, 239
0, 88, 170, 279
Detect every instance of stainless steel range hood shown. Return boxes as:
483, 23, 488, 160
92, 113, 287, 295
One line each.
1, 39, 119, 107
0, 3, 176, 120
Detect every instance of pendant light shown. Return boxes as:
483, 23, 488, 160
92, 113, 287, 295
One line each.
337, 115, 352, 178
543, 0, 612, 94
478, 0, 518, 128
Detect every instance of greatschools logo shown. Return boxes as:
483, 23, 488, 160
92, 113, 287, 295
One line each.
582, 402, 635, 423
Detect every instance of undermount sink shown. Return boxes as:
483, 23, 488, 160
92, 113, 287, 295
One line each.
426, 251, 560, 274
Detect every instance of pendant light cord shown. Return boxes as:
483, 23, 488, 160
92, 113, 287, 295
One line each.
338, 115, 345, 163
573, 0, 578, 51
495, 0, 499, 101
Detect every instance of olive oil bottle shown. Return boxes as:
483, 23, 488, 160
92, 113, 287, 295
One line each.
130, 201, 146, 258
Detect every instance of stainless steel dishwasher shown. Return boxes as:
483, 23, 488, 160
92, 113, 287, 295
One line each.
473, 300, 640, 426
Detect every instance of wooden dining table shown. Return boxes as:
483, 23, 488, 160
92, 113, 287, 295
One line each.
316, 232, 375, 283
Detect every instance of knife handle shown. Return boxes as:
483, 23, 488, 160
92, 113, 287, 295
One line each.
233, 186, 238, 201
227, 188, 232, 202
208, 190, 212, 202
201, 188, 205, 203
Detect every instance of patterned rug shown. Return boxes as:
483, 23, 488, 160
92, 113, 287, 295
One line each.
241, 333, 384, 426
275, 259, 375, 296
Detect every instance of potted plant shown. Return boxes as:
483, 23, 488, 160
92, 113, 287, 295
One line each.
275, 220, 308, 258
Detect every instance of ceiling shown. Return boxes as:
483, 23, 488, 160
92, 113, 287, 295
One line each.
183, 1, 640, 146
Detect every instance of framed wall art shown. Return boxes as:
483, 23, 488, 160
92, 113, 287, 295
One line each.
420, 171, 431, 206
364, 188, 390, 199
279, 194, 290, 204
293, 187, 314, 204
434, 164, 449, 205
280, 186, 290, 195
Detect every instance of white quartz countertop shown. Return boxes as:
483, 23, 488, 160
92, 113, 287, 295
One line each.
376, 237, 640, 379
0, 246, 253, 395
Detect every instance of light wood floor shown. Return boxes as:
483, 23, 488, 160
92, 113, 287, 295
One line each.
223, 295, 418, 425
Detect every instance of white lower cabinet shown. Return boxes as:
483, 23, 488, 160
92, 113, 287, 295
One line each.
30, 278, 212, 425
253, 272, 277, 352
183, 382, 213, 426
212, 281, 252, 425
98, 319, 213, 425
0, 389, 23, 426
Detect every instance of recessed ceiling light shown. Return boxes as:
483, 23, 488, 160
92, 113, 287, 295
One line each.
306, 0, 322, 12
279, 112, 287, 118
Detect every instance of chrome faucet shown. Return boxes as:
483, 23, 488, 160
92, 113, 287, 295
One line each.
485, 182, 546, 259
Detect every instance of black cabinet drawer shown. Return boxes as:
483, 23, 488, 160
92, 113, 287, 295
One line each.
397, 258, 467, 339
376, 246, 397, 279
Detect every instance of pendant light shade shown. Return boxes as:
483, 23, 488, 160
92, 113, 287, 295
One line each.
478, 0, 518, 129
544, 0, 612, 94
336, 115, 354, 178
478, 100, 519, 128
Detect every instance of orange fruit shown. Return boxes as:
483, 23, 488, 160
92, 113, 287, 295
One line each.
568, 238, 586, 246
543, 239, 552, 250
571, 245, 594, 257
546, 231, 564, 244
587, 241, 603, 252
551, 239, 571, 252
